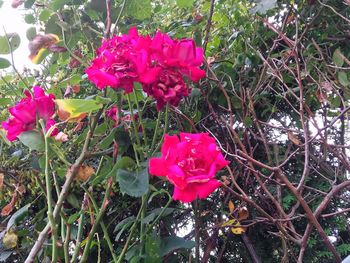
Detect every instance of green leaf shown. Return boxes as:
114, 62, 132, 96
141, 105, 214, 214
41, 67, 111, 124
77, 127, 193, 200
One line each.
0, 97, 11, 106
24, 0, 36, 8
117, 168, 149, 197
159, 236, 196, 256
333, 48, 344, 67
125, 0, 152, 20
18, 131, 45, 151
67, 212, 81, 224
26, 27, 37, 41
116, 156, 137, 170
39, 9, 51, 22
0, 57, 10, 69
141, 208, 175, 224
24, 14, 35, 24
7, 204, 31, 231
176, 0, 194, 8
145, 233, 162, 263
0, 33, 21, 54
113, 216, 135, 241
51, 0, 67, 11
338, 71, 350, 86
55, 99, 103, 116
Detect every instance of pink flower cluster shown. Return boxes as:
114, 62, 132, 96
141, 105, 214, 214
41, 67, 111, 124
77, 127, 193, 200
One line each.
86, 28, 205, 110
1, 87, 57, 141
149, 133, 229, 203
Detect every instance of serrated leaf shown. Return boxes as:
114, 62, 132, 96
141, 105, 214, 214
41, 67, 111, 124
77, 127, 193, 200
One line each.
0, 57, 10, 69
145, 233, 161, 263
333, 48, 344, 67
125, 0, 152, 20
117, 168, 149, 197
18, 131, 45, 151
0, 33, 21, 54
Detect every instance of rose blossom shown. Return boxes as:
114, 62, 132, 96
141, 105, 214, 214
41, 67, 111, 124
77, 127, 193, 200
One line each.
86, 27, 160, 93
1, 86, 57, 141
149, 133, 229, 203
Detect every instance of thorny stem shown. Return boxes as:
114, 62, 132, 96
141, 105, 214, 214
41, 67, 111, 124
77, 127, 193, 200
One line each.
83, 186, 118, 263
126, 93, 143, 162
116, 197, 145, 263
25, 107, 105, 263
151, 109, 162, 152
39, 119, 58, 263
80, 178, 114, 263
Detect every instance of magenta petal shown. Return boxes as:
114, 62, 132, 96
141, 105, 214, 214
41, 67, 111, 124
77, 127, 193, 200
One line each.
173, 185, 197, 203
161, 135, 180, 157
86, 68, 119, 89
149, 158, 167, 177
139, 67, 161, 84
128, 27, 138, 38
194, 179, 222, 199
167, 165, 187, 189
187, 67, 206, 82
46, 119, 58, 137
1, 118, 26, 141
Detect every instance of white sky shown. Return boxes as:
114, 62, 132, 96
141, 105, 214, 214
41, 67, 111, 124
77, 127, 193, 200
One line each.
0, 1, 38, 71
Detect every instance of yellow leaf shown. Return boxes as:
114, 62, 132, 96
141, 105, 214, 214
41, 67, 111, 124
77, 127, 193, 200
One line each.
222, 218, 238, 227
231, 226, 246, 235
3, 231, 18, 249
228, 200, 235, 213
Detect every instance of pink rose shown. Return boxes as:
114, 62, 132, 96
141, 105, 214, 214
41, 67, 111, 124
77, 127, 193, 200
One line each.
86, 27, 159, 93
149, 133, 229, 203
1, 87, 57, 141
150, 32, 206, 82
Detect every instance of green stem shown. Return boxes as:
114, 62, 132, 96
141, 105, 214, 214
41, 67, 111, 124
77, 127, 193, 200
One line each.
126, 93, 143, 163
80, 179, 113, 263
39, 119, 58, 263
147, 194, 172, 233
152, 103, 169, 156
71, 194, 87, 263
116, 197, 145, 263
151, 110, 162, 152
64, 224, 71, 263
133, 89, 148, 145
83, 187, 118, 263
139, 192, 149, 257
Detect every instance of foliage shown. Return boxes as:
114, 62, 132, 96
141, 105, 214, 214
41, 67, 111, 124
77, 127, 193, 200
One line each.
1, 0, 350, 262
